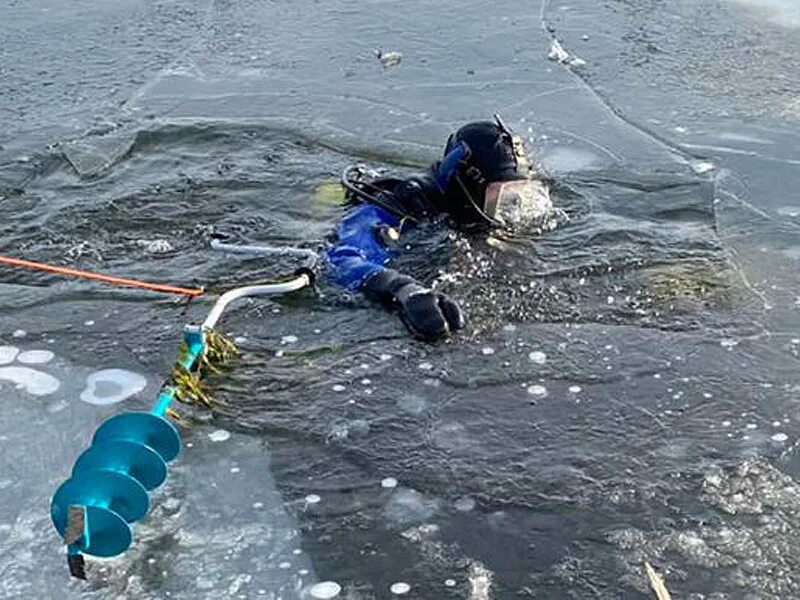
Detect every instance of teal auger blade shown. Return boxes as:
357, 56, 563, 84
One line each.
73, 440, 168, 491
93, 412, 182, 463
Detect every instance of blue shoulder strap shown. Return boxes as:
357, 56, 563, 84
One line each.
434, 142, 470, 192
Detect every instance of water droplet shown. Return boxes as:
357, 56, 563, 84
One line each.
382, 477, 398, 489
305, 494, 321, 504
481, 347, 495, 355
230, 467, 240, 473
12, 330, 26, 338
418, 362, 433, 371
445, 579, 456, 587
569, 385, 582, 393
84, 320, 95, 326
279, 562, 291, 569
332, 384, 346, 392
280, 335, 298, 345
772, 433, 788, 443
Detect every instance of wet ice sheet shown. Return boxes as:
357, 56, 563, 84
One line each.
728, 0, 800, 27
2, 0, 800, 597
610, 461, 800, 597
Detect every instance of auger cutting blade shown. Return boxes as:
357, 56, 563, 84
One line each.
73, 439, 168, 491
63, 505, 86, 545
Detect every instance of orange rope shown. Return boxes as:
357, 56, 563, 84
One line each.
0, 254, 204, 297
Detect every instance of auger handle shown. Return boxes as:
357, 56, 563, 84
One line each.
202, 273, 311, 330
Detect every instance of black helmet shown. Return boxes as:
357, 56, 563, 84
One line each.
434, 116, 531, 224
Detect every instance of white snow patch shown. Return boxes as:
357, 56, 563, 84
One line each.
17, 350, 54, 364
136, 239, 174, 254
692, 161, 715, 174
0, 366, 60, 396
528, 351, 547, 365
455, 497, 476, 512
0, 346, 19, 364
309, 581, 341, 599
80, 368, 146, 405
527, 385, 548, 398
548, 39, 585, 66
390, 582, 411, 595
209, 429, 231, 442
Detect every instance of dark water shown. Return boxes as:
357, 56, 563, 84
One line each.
1, 0, 799, 598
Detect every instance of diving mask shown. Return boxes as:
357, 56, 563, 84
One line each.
483, 178, 553, 227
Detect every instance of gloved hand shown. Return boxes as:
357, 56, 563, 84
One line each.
363, 268, 465, 341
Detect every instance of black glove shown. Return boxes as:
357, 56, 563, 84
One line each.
363, 268, 465, 341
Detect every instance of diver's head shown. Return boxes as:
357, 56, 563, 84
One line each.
434, 116, 551, 228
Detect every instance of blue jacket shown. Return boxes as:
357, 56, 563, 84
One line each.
324, 203, 403, 291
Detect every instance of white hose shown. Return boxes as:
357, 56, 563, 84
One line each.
202, 274, 311, 330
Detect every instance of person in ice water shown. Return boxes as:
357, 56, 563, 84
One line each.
325, 115, 553, 341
